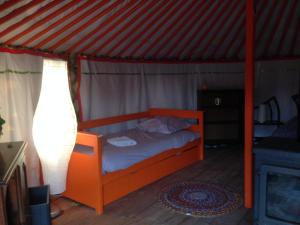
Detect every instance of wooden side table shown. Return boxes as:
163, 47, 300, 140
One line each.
0, 141, 29, 225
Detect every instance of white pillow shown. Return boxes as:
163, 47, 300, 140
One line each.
137, 116, 190, 134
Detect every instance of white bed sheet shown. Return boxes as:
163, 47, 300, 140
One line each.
102, 128, 199, 172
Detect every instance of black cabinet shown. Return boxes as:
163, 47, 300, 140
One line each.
0, 141, 29, 225
254, 138, 300, 225
197, 89, 244, 145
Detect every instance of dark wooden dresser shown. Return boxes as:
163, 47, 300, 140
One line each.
0, 141, 29, 225
197, 89, 244, 145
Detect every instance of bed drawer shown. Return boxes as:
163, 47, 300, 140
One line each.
103, 147, 199, 205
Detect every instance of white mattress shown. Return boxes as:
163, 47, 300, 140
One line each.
102, 128, 199, 173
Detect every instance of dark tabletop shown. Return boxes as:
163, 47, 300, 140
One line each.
254, 137, 300, 158
0, 141, 26, 184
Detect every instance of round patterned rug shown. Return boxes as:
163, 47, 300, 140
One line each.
159, 182, 241, 217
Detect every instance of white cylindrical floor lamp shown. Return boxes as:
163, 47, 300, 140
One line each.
32, 59, 77, 217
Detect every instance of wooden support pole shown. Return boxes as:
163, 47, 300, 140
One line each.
244, 0, 255, 209
298, 73, 300, 142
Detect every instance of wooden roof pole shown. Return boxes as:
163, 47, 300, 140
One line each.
48, 0, 122, 51
163, 0, 211, 58
186, 0, 230, 59
234, 0, 267, 58
262, 0, 288, 56
140, 0, 196, 58
198, 0, 239, 58
174, 0, 224, 59
289, 9, 300, 55
0, 0, 22, 12
67, 0, 135, 53
34, 0, 109, 50
152, 0, 202, 58
5, 0, 84, 45
90, 0, 147, 55
128, 0, 185, 57
106, 0, 166, 57
22, 0, 94, 46
2, 0, 63, 42
118, 1, 174, 57
0, 0, 43, 25
209, 2, 245, 58
276, 0, 298, 55
244, 0, 255, 209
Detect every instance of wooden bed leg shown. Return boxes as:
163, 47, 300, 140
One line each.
95, 137, 104, 215
198, 111, 205, 160
95, 204, 103, 215
198, 140, 204, 160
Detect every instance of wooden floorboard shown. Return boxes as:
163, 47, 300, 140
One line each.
53, 147, 253, 225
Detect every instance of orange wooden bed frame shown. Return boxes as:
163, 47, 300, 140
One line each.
64, 108, 204, 214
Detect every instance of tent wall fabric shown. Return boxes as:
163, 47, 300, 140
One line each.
0, 51, 42, 186
0, 49, 298, 187
79, 59, 198, 134
80, 58, 300, 134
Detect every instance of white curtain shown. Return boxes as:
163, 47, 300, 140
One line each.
0, 51, 43, 186
80, 60, 198, 133
254, 60, 300, 137
255, 60, 300, 122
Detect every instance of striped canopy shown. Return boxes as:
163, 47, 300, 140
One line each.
0, 0, 299, 61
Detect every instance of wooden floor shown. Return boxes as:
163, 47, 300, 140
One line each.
53, 147, 253, 225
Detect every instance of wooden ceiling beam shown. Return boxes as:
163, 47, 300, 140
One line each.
76, 1, 136, 53
106, 0, 166, 57
276, 0, 298, 55
34, 0, 109, 49
0, 0, 44, 26
223, 1, 267, 58
128, 0, 186, 57
118, 1, 174, 57
69, 0, 142, 53
225, 17, 245, 58
3, 0, 64, 44
175, 0, 224, 59
199, 0, 239, 58
255, 0, 277, 52
163, 0, 209, 58
262, 0, 288, 56
152, 0, 203, 58
289, 16, 300, 55
139, 0, 196, 58
22, 0, 95, 46
233, 0, 268, 58
210, 2, 245, 58
90, 0, 147, 55
0, 0, 22, 13
187, 0, 232, 59
48, 0, 123, 51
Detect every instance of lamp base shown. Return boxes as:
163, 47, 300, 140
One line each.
50, 195, 62, 218
50, 203, 61, 218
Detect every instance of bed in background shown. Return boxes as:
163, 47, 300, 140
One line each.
271, 94, 299, 139
64, 108, 204, 214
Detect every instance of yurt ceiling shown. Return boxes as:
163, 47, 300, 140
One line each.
0, 0, 300, 61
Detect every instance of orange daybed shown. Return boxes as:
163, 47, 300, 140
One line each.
64, 108, 204, 214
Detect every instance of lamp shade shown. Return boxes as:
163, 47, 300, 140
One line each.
32, 59, 77, 195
